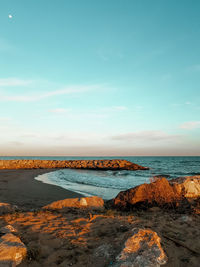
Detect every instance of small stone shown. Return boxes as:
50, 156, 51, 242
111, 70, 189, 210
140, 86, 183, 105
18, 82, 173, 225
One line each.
180, 215, 193, 223
80, 198, 88, 206
0, 225, 17, 234
94, 244, 113, 259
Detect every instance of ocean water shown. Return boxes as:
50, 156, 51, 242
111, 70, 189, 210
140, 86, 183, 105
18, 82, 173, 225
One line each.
1, 156, 199, 200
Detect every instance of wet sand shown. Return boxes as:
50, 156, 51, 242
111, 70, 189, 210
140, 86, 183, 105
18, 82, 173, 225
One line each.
0, 169, 83, 209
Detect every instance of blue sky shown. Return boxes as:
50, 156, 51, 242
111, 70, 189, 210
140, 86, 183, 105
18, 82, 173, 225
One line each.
0, 0, 200, 156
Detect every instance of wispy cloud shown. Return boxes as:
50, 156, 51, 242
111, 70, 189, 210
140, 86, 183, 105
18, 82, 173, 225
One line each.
111, 130, 181, 142
0, 78, 32, 87
47, 105, 128, 120
101, 106, 128, 112
48, 108, 71, 114
172, 102, 194, 107
0, 84, 99, 102
180, 121, 200, 130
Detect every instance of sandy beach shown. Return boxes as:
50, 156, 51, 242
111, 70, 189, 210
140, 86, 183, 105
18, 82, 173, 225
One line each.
0, 169, 200, 266
0, 169, 83, 209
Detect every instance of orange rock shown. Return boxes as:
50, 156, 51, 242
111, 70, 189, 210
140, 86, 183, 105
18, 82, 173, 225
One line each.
114, 228, 167, 266
79, 196, 104, 209
43, 198, 80, 210
43, 196, 104, 210
0, 233, 27, 266
170, 175, 200, 198
0, 225, 17, 234
114, 178, 180, 209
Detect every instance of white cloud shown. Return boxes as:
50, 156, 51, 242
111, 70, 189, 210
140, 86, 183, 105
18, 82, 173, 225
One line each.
111, 130, 181, 142
49, 108, 71, 114
101, 106, 128, 112
180, 121, 200, 130
0, 84, 99, 102
0, 78, 32, 87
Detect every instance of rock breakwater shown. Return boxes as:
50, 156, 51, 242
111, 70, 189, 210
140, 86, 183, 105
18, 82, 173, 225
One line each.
0, 159, 149, 171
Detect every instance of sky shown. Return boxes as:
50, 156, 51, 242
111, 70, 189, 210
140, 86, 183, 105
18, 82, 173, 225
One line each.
0, 0, 200, 156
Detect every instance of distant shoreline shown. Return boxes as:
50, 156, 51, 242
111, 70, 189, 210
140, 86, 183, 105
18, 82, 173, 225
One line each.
0, 169, 84, 209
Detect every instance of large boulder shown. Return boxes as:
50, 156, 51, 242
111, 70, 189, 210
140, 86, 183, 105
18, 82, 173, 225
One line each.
113, 176, 200, 210
170, 175, 200, 198
113, 228, 167, 267
43, 196, 104, 210
113, 178, 179, 209
0, 233, 27, 266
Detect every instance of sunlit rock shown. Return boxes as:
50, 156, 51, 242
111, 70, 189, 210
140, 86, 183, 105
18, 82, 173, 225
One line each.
0, 233, 27, 266
0, 159, 149, 171
43, 196, 104, 210
170, 175, 200, 198
113, 228, 167, 267
0, 225, 17, 234
113, 178, 178, 209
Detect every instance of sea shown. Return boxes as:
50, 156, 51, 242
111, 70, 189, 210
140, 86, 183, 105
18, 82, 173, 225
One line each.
0, 156, 200, 200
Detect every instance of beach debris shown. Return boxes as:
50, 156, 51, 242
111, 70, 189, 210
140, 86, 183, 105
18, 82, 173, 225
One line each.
43, 196, 104, 210
0, 203, 16, 215
0, 225, 17, 234
113, 228, 167, 267
0, 233, 27, 266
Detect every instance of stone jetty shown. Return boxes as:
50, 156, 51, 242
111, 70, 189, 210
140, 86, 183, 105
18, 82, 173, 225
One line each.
0, 159, 149, 171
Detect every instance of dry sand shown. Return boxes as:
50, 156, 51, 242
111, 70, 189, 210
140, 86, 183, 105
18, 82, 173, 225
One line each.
0, 169, 200, 266
0, 169, 83, 209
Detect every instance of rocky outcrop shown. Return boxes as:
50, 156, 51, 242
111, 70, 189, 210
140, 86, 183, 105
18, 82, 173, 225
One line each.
43, 196, 104, 211
0, 233, 27, 266
113, 228, 167, 267
0, 159, 149, 171
113, 176, 200, 210
170, 175, 200, 198
113, 178, 179, 209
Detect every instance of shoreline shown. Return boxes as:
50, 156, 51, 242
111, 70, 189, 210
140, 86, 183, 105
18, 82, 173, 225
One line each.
0, 169, 84, 209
